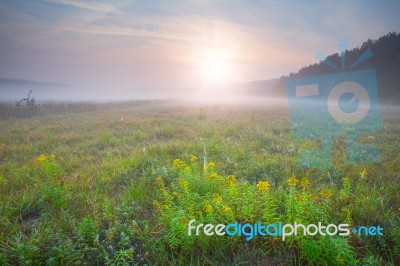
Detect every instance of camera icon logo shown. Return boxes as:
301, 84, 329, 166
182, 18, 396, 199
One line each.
328, 80, 370, 124
286, 46, 382, 168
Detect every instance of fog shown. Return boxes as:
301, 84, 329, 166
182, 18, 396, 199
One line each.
1, 1, 398, 105
0, 77, 283, 104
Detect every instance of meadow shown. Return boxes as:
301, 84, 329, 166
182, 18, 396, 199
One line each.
0, 101, 399, 265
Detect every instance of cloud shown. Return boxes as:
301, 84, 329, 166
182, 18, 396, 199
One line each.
1, 0, 399, 90
63, 23, 190, 41
45, 0, 119, 13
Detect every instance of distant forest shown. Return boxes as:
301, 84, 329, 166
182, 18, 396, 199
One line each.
273, 32, 400, 103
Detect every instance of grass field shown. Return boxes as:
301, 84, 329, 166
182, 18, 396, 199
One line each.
0, 101, 399, 265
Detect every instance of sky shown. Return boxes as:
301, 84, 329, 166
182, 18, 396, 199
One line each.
0, 0, 399, 100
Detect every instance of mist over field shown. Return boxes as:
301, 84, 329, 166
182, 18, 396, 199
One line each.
1, 1, 399, 104
0, 77, 284, 105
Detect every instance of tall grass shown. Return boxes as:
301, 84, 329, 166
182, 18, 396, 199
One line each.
0, 101, 398, 265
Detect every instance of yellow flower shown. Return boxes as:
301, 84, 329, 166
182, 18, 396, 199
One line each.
204, 204, 213, 214
320, 187, 332, 198
172, 158, 179, 167
295, 194, 302, 201
222, 205, 231, 213
155, 177, 165, 187
208, 173, 219, 180
213, 194, 222, 203
35, 154, 46, 164
227, 175, 236, 186
256, 181, 271, 192
180, 180, 189, 190
207, 162, 215, 168
184, 166, 191, 173
172, 158, 185, 168
299, 177, 311, 189
49, 154, 56, 160
190, 155, 198, 162
360, 168, 367, 179
159, 188, 168, 195
204, 200, 213, 214
288, 175, 298, 186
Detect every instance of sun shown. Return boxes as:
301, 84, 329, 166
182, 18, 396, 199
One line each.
189, 27, 243, 103
199, 50, 232, 85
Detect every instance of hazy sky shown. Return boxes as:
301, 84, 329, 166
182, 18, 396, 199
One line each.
1, 0, 399, 98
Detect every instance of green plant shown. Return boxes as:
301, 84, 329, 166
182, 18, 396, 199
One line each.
78, 216, 99, 245
300, 236, 357, 265
0, 103, 398, 264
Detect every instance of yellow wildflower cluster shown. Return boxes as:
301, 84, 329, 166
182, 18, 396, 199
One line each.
288, 175, 298, 186
180, 180, 189, 190
159, 188, 168, 195
208, 173, 219, 180
207, 162, 215, 168
204, 200, 213, 214
36, 153, 56, 164
172, 158, 192, 173
155, 177, 165, 187
256, 181, 271, 192
227, 175, 236, 186
172, 158, 186, 168
295, 194, 302, 201
35, 154, 47, 163
222, 205, 231, 213
299, 177, 311, 189
320, 187, 332, 198
360, 168, 367, 179
213, 194, 222, 203
190, 155, 198, 162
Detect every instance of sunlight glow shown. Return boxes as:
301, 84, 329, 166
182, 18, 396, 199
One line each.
199, 50, 233, 85
188, 26, 245, 103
